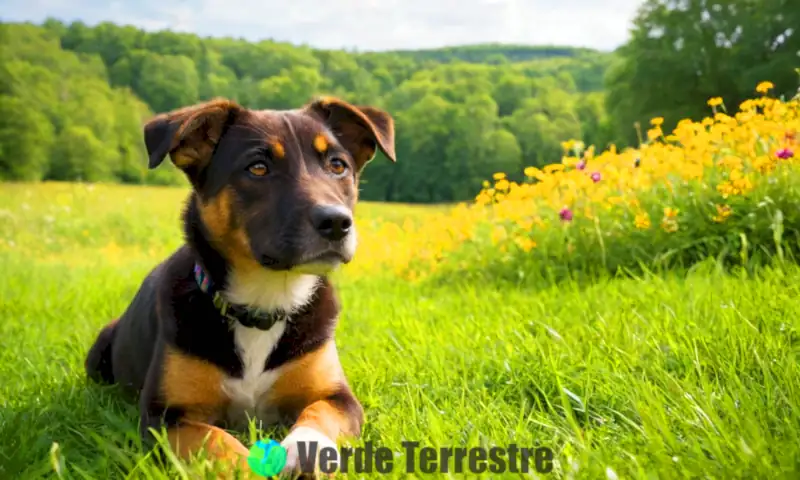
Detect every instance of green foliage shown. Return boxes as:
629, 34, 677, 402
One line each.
0, 19, 614, 200
0, 95, 54, 180
0, 23, 171, 185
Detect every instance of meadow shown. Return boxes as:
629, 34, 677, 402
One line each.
2, 84, 800, 479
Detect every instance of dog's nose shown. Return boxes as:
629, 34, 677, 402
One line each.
311, 204, 352, 241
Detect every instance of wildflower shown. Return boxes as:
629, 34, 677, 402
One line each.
635, 212, 651, 229
495, 179, 510, 191
650, 117, 664, 127
756, 81, 774, 94
523, 167, 537, 177
661, 218, 678, 233
544, 164, 565, 174
559, 208, 573, 222
776, 148, 794, 159
590, 172, 602, 183
576, 160, 586, 170
712, 204, 732, 223
492, 172, 506, 180
707, 97, 723, 107
515, 237, 537, 252
663, 207, 679, 218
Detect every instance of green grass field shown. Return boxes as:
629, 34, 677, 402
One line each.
2, 182, 800, 479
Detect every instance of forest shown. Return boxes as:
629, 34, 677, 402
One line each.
1, 0, 798, 203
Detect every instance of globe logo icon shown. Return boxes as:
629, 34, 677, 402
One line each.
247, 439, 287, 477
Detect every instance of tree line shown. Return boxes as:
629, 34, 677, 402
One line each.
0, 19, 613, 201
1, 0, 797, 203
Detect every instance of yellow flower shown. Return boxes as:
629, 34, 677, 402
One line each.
756, 81, 774, 94
523, 166, 537, 177
495, 179, 510, 191
663, 207, 679, 218
514, 237, 537, 252
647, 127, 663, 141
712, 204, 732, 223
634, 212, 651, 230
492, 172, 506, 180
707, 97, 723, 107
543, 164, 565, 174
650, 117, 664, 127
661, 218, 678, 233
716, 181, 734, 198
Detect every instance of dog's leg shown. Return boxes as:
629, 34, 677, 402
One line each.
166, 420, 251, 470
268, 340, 363, 476
139, 344, 253, 479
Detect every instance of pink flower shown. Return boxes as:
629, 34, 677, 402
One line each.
776, 148, 794, 160
559, 208, 573, 222
591, 172, 601, 183
576, 160, 586, 170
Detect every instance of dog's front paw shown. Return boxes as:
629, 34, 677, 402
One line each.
280, 426, 338, 478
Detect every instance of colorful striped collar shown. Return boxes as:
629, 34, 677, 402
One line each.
193, 262, 289, 331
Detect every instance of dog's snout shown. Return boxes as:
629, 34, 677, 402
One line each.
311, 204, 352, 241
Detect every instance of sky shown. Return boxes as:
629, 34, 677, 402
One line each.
2, 0, 644, 52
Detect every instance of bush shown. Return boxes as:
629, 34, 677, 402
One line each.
365, 82, 800, 285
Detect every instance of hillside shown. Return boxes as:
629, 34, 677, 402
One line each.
0, 20, 615, 202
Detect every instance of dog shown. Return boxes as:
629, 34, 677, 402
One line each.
84, 96, 395, 477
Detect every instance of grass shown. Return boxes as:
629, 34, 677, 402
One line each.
2, 182, 800, 479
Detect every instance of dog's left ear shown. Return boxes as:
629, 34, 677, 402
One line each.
143, 98, 242, 179
304, 97, 396, 172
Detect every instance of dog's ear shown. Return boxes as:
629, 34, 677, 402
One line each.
304, 96, 396, 172
144, 98, 242, 176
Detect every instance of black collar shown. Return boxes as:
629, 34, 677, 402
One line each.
193, 262, 290, 331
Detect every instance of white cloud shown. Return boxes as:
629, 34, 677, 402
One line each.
2, 0, 643, 51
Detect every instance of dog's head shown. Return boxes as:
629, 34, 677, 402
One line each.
144, 97, 395, 278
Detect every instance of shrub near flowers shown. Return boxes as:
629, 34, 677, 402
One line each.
353, 81, 800, 283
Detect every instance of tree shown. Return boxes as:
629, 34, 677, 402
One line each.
49, 125, 112, 182
0, 95, 54, 181
134, 53, 200, 113
253, 66, 324, 110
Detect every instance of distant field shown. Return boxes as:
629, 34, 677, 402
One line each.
2, 181, 800, 479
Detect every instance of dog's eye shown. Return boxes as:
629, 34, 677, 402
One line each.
329, 158, 348, 176
247, 162, 269, 177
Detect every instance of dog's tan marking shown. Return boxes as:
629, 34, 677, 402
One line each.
166, 420, 253, 479
267, 340, 359, 439
198, 187, 233, 240
197, 188, 264, 277
226, 226, 261, 275
161, 346, 228, 421
271, 140, 285, 159
292, 400, 352, 443
313, 134, 329, 153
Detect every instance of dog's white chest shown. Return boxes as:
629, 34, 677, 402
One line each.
222, 322, 286, 427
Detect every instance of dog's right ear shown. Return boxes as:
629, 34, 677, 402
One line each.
144, 99, 242, 175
